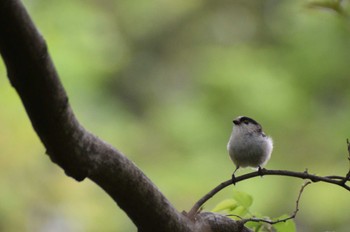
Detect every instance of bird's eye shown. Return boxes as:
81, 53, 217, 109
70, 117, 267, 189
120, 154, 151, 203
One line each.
243, 120, 249, 124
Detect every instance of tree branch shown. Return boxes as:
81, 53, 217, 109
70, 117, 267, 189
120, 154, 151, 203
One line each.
188, 168, 350, 219
195, 212, 253, 232
0, 1, 195, 231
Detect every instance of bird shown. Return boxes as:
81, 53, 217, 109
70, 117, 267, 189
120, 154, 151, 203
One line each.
227, 116, 273, 182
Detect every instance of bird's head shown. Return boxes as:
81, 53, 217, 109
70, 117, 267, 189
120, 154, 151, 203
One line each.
233, 116, 263, 133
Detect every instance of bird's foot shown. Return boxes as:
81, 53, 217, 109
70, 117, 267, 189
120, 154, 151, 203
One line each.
231, 173, 237, 185
258, 166, 265, 177
231, 166, 239, 185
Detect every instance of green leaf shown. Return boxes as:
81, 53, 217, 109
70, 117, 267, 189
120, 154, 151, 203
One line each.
212, 199, 238, 212
232, 190, 253, 209
231, 205, 249, 217
272, 215, 296, 232
245, 220, 264, 231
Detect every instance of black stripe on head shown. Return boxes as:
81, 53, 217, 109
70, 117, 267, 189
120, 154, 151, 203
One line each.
233, 116, 259, 125
239, 116, 259, 125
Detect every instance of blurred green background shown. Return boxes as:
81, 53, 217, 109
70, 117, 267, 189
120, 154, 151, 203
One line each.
1, 0, 350, 231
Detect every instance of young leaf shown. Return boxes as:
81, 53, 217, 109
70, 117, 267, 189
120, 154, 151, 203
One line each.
231, 205, 249, 217
245, 220, 264, 231
232, 189, 253, 209
272, 215, 296, 232
212, 198, 238, 212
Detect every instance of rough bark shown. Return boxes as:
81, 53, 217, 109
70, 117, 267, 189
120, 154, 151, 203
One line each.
0, 0, 249, 231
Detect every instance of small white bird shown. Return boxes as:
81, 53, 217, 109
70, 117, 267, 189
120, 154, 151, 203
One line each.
227, 116, 273, 177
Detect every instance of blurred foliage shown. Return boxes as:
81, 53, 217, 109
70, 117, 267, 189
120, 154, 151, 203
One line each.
1, 0, 350, 231
212, 189, 296, 231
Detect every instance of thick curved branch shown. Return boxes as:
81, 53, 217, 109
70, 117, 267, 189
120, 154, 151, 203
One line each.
195, 212, 253, 232
0, 1, 194, 231
188, 168, 350, 219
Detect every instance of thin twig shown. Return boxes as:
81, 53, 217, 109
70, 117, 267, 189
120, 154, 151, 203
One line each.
233, 181, 312, 225
187, 168, 350, 220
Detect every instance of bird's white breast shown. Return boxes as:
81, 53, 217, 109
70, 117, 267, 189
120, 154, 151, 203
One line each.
227, 128, 273, 168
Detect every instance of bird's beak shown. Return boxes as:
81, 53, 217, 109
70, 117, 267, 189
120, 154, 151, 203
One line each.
233, 119, 240, 125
